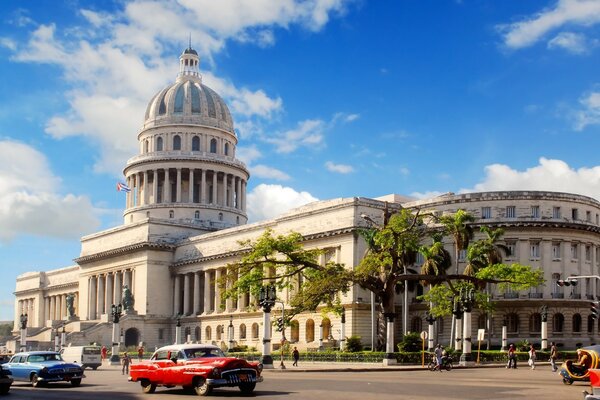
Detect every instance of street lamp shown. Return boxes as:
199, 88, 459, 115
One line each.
228, 316, 234, 352
452, 297, 463, 352
425, 311, 436, 352
60, 324, 66, 349
109, 304, 122, 364
19, 313, 28, 352
459, 287, 475, 365
540, 305, 549, 351
175, 314, 182, 344
54, 327, 60, 352
258, 284, 276, 368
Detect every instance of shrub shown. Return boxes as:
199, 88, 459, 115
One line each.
345, 336, 363, 352
397, 332, 421, 352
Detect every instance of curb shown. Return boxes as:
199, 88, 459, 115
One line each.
263, 362, 552, 373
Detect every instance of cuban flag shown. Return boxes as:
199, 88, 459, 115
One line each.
116, 182, 131, 192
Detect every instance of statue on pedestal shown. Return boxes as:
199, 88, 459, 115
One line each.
122, 285, 134, 311
66, 293, 76, 317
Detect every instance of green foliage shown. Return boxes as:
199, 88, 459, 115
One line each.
345, 336, 363, 352
397, 332, 422, 352
476, 263, 544, 293
0, 324, 12, 337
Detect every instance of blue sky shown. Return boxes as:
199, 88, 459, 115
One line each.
2, 0, 600, 321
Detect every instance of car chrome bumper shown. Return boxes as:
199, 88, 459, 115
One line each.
207, 375, 263, 386
38, 374, 84, 382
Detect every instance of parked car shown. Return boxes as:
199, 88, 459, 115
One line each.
5, 351, 84, 387
0, 364, 12, 394
129, 344, 263, 396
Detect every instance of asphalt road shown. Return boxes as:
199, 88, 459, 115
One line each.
3, 365, 586, 399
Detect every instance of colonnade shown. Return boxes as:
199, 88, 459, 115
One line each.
173, 269, 252, 316
125, 168, 246, 212
17, 298, 35, 321
44, 293, 78, 321
87, 269, 134, 320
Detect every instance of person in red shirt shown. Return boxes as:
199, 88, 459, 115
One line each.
137, 346, 144, 362
101, 346, 107, 361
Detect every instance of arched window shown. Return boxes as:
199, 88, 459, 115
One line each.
194, 211, 200, 219
506, 313, 519, 333
145, 139, 149, 153
210, 138, 217, 153
195, 326, 201, 341
411, 316, 422, 333
239, 324, 247, 339
173, 135, 181, 150
174, 86, 184, 113
205, 326, 212, 341
322, 318, 331, 340
217, 325, 224, 341
252, 323, 259, 339
224, 143, 229, 156
192, 136, 200, 151
573, 313, 582, 333
184, 327, 191, 341
306, 319, 315, 342
190, 84, 201, 113
529, 313, 541, 333
169, 210, 174, 218
236, 216, 240, 224
553, 313, 564, 333
290, 320, 300, 342
156, 137, 163, 151
588, 315, 595, 333
218, 212, 223, 221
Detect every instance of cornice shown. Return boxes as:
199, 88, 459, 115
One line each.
75, 241, 176, 264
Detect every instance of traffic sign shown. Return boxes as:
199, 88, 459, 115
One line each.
420, 331, 428, 340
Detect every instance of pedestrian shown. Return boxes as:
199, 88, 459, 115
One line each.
138, 345, 144, 362
101, 345, 107, 361
121, 352, 131, 375
550, 342, 558, 372
528, 344, 536, 370
506, 343, 517, 369
434, 344, 443, 371
292, 347, 299, 367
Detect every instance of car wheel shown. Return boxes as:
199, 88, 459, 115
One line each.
445, 362, 452, 371
31, 373, 42, 388
140, 379, 157, 394
562, 377, 573, 385
71, 378, 82, 387
92, 366, 98, 371
0, 383, 10, 394
194, 377, 212, 396
427, 361, 436, 371
239, 382, 256, 395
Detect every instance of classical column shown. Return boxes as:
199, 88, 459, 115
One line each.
163, 169, 170, 203
123, 269, 131, 289
153, 169, 158, 204
49, 297, 55, 320
88, 276, 97, 320
105, 273, 113, 314
114, 271, 122, 305
212, 171, 217, 205
174, 274, 181, 316
242, 180, 247, 211
176, 168, 182, 203
215, 269, 223, 312
222, 173, 227, 206
44, 297, 50, 323
183, 273, 191, 315
97, 275, 105, 316
143, 171, 149, 205
204, 270, 212, 313
193, 272, 201, 315
189, 168, 195, 203
201, 169, 206, 204
236, 177, 242, 209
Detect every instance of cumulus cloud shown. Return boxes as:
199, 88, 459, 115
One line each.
6, 0, 348, 176
266, 119, 325, 153
498, 0, 600, 50
573, 90, 600, 130
250, 165, 291, 181
547, 31, 589, 53
246, 183, 318, 222
0, 140, 100, 242
325, 161, 354, 174
461, 158, 600, 199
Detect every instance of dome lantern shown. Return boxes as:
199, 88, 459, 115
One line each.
177, 43, 201, 83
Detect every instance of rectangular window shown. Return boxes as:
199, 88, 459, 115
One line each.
506, 206, 516, 218
572, 208, 579, 220
481, 207, 491, 219
505, 242, 516, 259
530, 242, 540, 259
553, 206, 561, 219
158, 328, 164, 340
531, 206, 540, 218
571, 243, 579, 260
552, 243, 561, 260
587, 211, 592, 222
586, 245, 592, 261
458, 249, 467, 261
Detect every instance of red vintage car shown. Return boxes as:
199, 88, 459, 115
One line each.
128, 344, 263, 396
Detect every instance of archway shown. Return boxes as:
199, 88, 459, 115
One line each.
124, 327, 140, 347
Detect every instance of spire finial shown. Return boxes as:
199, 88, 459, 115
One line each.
189, 33, 192, 49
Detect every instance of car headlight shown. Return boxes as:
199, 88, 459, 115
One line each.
212, 368, 220, 378
256, 363, 263, 373
41, 367, 48, 374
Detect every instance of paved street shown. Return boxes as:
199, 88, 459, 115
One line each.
3, 363, 586, 399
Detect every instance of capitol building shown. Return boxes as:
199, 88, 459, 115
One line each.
11, 47, 600, 352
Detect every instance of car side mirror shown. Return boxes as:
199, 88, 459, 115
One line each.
170, 357, 177, 363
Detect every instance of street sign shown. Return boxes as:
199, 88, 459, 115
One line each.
420, 331, 428, 340
477, 329, 485, 341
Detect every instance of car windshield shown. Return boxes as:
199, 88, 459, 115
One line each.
184, 348, 225, 359
27, 354, 63, 363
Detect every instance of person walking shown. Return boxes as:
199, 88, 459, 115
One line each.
121, 352, 131, 375
550, 342, 558, 372
506, 343, 517, 369
434, 344, 443, 372
101, 345, 107, 361
528, 344, 536, 370
292, 347, 299, 367
137, 345, 144, 362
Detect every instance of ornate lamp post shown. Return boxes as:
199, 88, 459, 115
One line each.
228, 316, 234, 352
19, 313, 28, 352
54, 327, 60, 352
339, 308, 346, 351
425, 311, 436, 352
109, 304, 122, 364
175, 315, 182, 344
258, 284, 276, 368
501, 317, 507, 351
459, 287, 475, 365
540, 305, 548, 351
452, 298, 463, 352
60, 324, 67, 348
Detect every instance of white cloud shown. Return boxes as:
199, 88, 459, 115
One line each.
0, 38, 16, 51
332, 112, 360, 124
250, 165, 291, 181
266, 119, 325, 153
246, 183, 318, 222
410, 190, 446, 199
236, 145, 263, 165
547, 31, 588, 53
461, 158, 600, 200
325, 161, 354, 174
499, 0, 600, 49
0, 140, 100, 242
573, 90, 600, 130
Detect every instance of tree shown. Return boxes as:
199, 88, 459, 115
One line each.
464, 226, 509, 277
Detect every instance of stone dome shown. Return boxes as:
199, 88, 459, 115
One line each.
143, 47, 234, 134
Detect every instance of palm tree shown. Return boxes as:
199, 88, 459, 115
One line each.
465, 226, 508, 276
419, 235, 452, 283
439, 209, 475, 275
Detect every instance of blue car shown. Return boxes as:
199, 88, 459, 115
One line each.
5, 351, 84, 387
